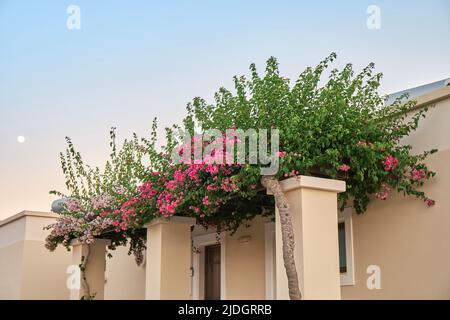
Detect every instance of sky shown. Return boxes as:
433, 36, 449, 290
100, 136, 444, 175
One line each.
0, 0, 449, 219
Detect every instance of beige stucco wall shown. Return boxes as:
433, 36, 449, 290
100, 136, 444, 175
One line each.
402, 95, 450, 153
0, 212, 72, 299
223, 216, 267, 299
20, 241, 72, 299
105, 245, 146, 300
0, 241, 24, 299
0, 211, 147, 300
341, 95, 450, 299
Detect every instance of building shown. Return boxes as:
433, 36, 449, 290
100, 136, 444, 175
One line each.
1, 80, 450, 300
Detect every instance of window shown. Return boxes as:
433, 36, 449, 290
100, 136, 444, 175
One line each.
265, 209, 355, 293
338, 222, 347, 273
338, 207, 355, 286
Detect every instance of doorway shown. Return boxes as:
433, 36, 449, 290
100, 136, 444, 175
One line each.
192, 232, 225, 300
204, 244, 221, 300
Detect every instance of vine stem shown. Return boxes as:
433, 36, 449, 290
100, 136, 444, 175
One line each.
80, 244, 91, 299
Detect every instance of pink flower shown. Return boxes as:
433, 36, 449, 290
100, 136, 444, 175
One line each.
287, 170, 299, 177
173, 169, 185, 182
375, 183, 391, 201
382, 155, 398, 171
139, 182, 156, 199
339, 164, 350, 172
186, 166, 200, 181
276, 151, 287, 157
202, 196, 210, 206
100, 211, 109, 218
411, 168, 426, 182
65, 198, 81, 213
426, 199, 435, 207
376, 191, 389, 200
120, 221, 128, 231
205, 164, 219, 175
220, 178, 238, 192
165, 180, 178, 190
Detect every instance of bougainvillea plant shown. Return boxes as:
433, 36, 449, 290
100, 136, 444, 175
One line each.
183, 53, 436, 213
45, 127, 152, 264
45, 123, 272, 266
180, 52, 436, 298
46, 53, 436, 299
107, 147, 269, 236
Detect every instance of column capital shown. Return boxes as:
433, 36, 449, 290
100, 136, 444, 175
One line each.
144, 216, 196, 228
267, 175, 346, 195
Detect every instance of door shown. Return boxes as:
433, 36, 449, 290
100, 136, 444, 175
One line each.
204, 244, 221, 300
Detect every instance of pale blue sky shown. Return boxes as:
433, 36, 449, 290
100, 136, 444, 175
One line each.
0, 0, 449, 218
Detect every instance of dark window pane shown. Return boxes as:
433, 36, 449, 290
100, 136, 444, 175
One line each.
338, 222, 347, 273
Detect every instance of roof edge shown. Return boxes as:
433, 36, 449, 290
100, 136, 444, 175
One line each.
0, 210, 58, 227
410, 85, 450, 111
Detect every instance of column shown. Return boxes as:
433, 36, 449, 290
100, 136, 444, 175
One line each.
271, 175, 345, 300
70, 238, 110, 300
145, 216, 196, 300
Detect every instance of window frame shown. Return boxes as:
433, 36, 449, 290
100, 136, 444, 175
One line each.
264, 221, 276, 299
338, 207, 355, 286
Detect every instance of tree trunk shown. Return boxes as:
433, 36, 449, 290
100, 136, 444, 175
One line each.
261, 175, 302, 300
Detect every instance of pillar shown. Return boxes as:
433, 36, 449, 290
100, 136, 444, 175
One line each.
145, 216, 196, 299
271, 175, 345, 299
70, 238, 110, 300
